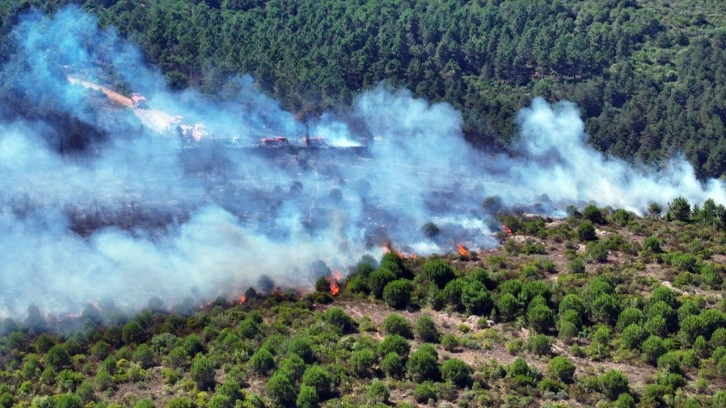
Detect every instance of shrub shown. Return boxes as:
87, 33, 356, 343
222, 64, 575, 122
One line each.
350, 349, 376, 378
132, 344, 155, 369
613, 393, 636, 408
599, 369, 629, 400
191, 355, 216, 391
508, 357, 531, 377
95, 369, 114, 391
378, 335, 410, 358
383, 279, 414, 309
643, 236, 662, 253
711, 327, 726, 349
122, 320, 146, 345
54, 394, 83, 408
367, 380, 389, 404
407, 345, 440, 382
296, 385, 319, 408
498, 293, 522, 321
442, 278, 467, 311
641, 335, 666, 365
279, 354, 305, 383
265, 373, 296, 408
421, 259, 456, 288
302, 365, 333, 399
382, 314, 413, 338
587, 241, 609, 262
527, 304, 554, 333
577, 221, 597, 241
381, 352, 404, 378
667, 196, 691, 222
413, 381, 437, 403
414, 314, 440, 343
441, 358, 472, 388
322, 307, 358, 334
620, 324, 648, 350
527, 334, 552, 356
591, 294, 620, 324
461, 280, 494, 316
45, 345, 71, 371
440, 334, 459, 352
559, 294, 587, 319
548, 356, 576, 383
287, 337, 314, 363
679, 315, 706, 346
250, 349, 275, 376
369, 268, 396, 299
617, 307, 645, 330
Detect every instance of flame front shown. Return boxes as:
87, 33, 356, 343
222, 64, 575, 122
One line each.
328, 270, 342, 296
239, 295, 246, 304
502, 224, 513, 235
457, 244, 470, 256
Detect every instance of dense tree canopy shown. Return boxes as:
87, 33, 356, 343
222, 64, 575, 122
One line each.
0, 0, 724, 179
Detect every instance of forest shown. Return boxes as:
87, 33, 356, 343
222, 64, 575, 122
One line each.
0, 201, 725, 407
0, 0, 724, 179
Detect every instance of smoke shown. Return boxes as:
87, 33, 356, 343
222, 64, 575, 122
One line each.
0, 6, 723, 319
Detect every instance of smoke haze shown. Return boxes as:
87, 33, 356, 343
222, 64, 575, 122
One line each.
0, 7, 723, 319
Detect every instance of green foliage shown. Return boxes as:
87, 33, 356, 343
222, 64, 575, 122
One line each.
620, 324, 647, 350
249, 349, 275, 376
548, 356, 576, 383
497, 292, 522, 321
577, 221, 597, 241
617, 307, 645, 330
368, 268, 396, 299
380, 352, 404, 378
441, 358, 473, 388
296, 385, 319, 408
407, 345, 440, 383
591, 294, 621, 325
45, 344, 71, 371
53, 393, 83, 408
641, 335, 667, 365
414, 314, 440, 343
527, 304, 554, 333
190, 354, 216, 391
266, 373, 296, 408
350, 349, 376, 378
421, 259, 456, 288
35, 334, 56, 355
322, 307, 357, 334
366, 379, 389, 404
583, 205, 605, 224
643, 236, 663, 253
440, 334, 459, 352
122, 320, 146, 345
301, 365, 333, 399
382, 314, 413, 338
599, 370, 630, 400
378, 335, 410, 358
382, 279, 414, 309
413, 381, 437, 404
667, 196, 691, 222
461, 280, 494, 316
527, 334, 552, 356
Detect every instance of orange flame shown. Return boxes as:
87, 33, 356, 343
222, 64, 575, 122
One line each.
382, 241, 417, 259
239, 295, 246, 304
457, 244, 470, 256
502, 224, 513, 235
328, 270, 342, 296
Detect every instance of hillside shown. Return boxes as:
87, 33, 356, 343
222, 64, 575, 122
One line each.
0, 0, 725, 179
1, 204, 725, 407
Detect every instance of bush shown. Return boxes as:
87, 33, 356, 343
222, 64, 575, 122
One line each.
591, 294, 620, 324
369, 268, 397, 299
620, 324, 648, 350
287, 337, 314, 363
54, 394, 83, 408
378, 335, 410, 358
407, 345, 440, 382
45, 345, 71, 371
322, 307, 358, 334
508, 357, 531, 377
413, 381, 437, 403
414, 314, 440, 343
527, 304, 554, 333
382, 314, 413, 338
441, 358, 472, 388
296, 385, 319, 408
498, 293, 522, 321
122, 320, 146, 345
527, 334, 552, 356
350, 349, 376, 378
587, 241, 609, 262
599, 370, 629, 400
191, 355, 216, 391
301, 365, 333, 399
266, 373, 296, 408
641, 335, 666, 365
132, 344, 155, 369
440, 334, 459, 352
617, 307, 645, 330
577, 221, 597, 241
667, 196, 691, 222
461, 280, 494, 316
381, 352, 404, 378
382, 279, 414, 309
367, 380, 389, 404
643, 236, 662, 253
548, 356, 576, 383
421, 259, 456, 288
250, 349, 275, 376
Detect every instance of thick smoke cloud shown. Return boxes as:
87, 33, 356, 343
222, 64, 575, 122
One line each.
0, 7, 723, 319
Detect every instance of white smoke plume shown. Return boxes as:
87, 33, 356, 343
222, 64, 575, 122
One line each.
0, 7, 723, 319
